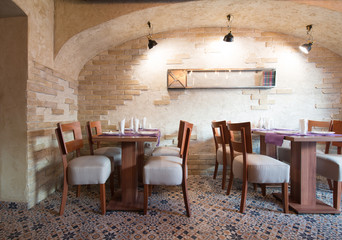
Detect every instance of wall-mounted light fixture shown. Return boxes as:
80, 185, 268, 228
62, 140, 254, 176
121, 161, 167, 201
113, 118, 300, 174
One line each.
147, 21, 158, 49
299, 24, 313, 54
223, 14, 234, 42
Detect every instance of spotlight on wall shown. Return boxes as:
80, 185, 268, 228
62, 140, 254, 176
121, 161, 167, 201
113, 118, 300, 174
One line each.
147, 21, 158, 49
223, 14, 234, 42
299, 24, 313, 54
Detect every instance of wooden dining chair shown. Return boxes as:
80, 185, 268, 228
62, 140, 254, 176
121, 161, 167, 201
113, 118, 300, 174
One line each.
227, 122, 289, 213
211, 120, 240, 189
143, 121, 193, 217
278, 120, 332, 164
87, 120, 122, 194
55, 121, 111, 215
316, 120, 342, 210
151, 120, 185, 157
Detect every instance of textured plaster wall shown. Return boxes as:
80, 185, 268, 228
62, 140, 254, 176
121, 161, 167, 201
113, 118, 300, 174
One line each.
0, 16, 28, 201
78, 27, 342, 175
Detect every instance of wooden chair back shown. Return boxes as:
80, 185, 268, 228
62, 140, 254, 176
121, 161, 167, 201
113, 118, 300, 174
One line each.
308, 120, 332, 146
86, 121, 103, 152
211, 120, 227, 150
56, 122, 83, 156
181, 121, 193, 168
308, 120, 331, 131
180, 121, 194, 161
227, 122, 253, 154
330, 120, 342, 153
226, 123, 248, 180
177, 120, 186, 148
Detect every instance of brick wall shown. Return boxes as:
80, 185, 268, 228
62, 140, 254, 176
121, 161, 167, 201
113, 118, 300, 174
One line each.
27, 60, 77, 208
77, 27, 342, 176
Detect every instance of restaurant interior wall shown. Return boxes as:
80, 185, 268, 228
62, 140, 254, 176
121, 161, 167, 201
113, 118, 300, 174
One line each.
3, 0, 342, 209
0, 16, 28, 202
78, 27, 342, 175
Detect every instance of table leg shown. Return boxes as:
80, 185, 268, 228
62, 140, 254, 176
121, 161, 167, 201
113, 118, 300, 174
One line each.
137, 142, 145, 183
121, 141, 138, 203
107, 141, 143, 211
285, 141, 340, 214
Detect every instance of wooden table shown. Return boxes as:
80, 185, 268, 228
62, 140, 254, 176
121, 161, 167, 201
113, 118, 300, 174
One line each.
253, 130, 342, 214
91, 132, 158, 211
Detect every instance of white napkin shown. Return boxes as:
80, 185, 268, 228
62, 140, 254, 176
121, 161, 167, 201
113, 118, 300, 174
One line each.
119, 119, 125, 134
299, 118, 308, 134
142, 117, 147, 129
130, 117, 134, 129
134, 118, 139, 133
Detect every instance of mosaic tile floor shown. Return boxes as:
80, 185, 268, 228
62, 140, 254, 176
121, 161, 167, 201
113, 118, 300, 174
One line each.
1, 176, 342, 239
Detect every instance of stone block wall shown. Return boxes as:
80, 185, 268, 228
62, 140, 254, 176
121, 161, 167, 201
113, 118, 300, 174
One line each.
78, 27, 342, 176
27, 60, 77, 207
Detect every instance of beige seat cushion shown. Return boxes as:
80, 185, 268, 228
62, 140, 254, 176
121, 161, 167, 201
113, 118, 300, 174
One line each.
94, 147, 122, 165
278, 146, 325, 164
67, 155, 111, 185
316, 153, 342, 181
151, 146, 180, 157
233, 154, 290, 184
217, 145, 241, 165
143, 156, 185, 185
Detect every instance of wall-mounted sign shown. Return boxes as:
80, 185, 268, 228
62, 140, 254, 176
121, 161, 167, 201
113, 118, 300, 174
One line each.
167, 68, 276, 89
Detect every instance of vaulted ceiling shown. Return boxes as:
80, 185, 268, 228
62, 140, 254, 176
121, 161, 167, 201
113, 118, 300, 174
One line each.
53, 0, 342, 78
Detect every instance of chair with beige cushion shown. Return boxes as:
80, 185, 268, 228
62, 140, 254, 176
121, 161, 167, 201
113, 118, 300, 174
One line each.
151, 120, 185, 157
143, 121, 193, 217
227, 122, 289, 213
87, 121, 122, 193
212, 120, 240, 189
316, 120, 342, 210
55, 121, 111, 215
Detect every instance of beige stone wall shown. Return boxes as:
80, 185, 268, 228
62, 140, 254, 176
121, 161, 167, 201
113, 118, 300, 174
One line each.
78, 27, 342, 175
26, 61, 78, 207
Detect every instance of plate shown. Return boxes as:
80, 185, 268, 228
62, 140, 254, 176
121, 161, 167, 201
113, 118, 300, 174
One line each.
310, 131, 335, 134
274, 130, 298, 135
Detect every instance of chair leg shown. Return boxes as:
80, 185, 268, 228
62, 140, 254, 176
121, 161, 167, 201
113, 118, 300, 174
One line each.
253, 183, 257, 191
333, 181, 341, 210
261, 184, 266, 196
59, 183, 68, 216
110, 172, 115, 197
149, 185, 153, 196
327, 178, 333, 190
144, 184, 149, 215
240, 180, 248, 213
117, 165, 121, 189
213, 161, 218, 179
76, 185, 81, 197
222, 162, 227, 190
226, 169, 234, 195
99, 183, 106, 215
282, 182, 289, 213
182, 180, 191, 217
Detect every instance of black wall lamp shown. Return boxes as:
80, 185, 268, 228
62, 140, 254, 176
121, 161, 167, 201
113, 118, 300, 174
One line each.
147, 21, 158, 49
223, 14, 234, 42
299, 24, 313, 54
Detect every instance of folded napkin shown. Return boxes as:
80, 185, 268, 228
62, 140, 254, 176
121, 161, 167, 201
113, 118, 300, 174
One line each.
142, 117, 147, 129
265, 133, 285, 146
118, 119, 125, 134
130, 117, 134, 129
134, 118, 139, 133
